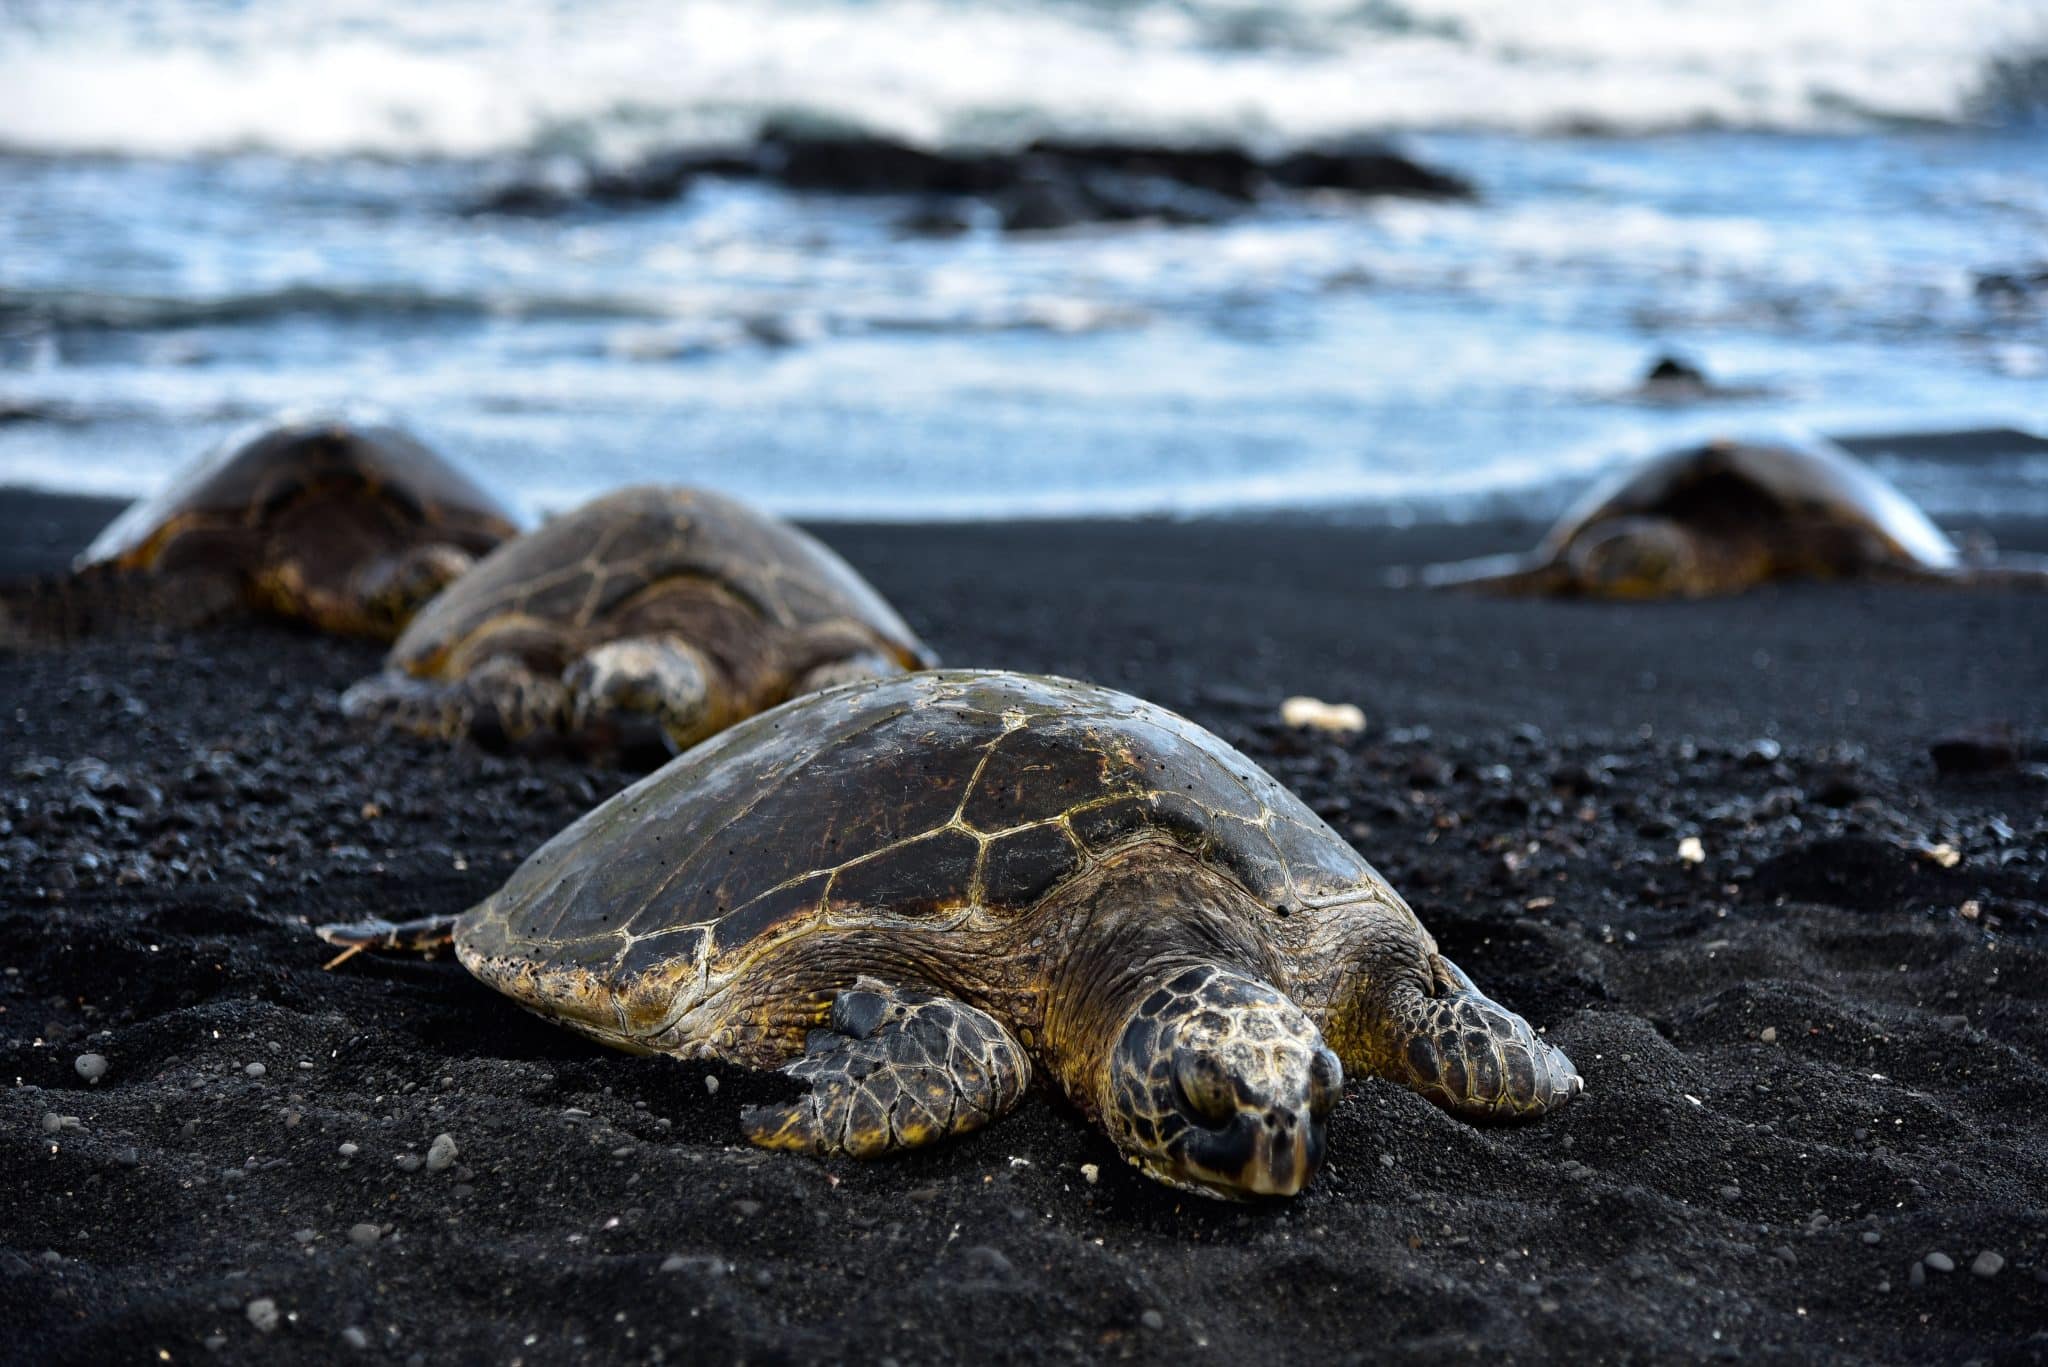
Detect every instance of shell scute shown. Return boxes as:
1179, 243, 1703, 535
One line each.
979, 822, 1087, 909
1070, 789, 1213, 861
708, 875, 829, 957
617, 923, 711, 979
959, 721, 1137, 829
827, 827, 982, 917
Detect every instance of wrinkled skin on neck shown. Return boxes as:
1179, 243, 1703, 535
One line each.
1040, 848, 1340, 1199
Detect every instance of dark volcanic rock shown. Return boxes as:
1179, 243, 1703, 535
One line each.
1268, 141, 1475, 199
1025, 138, 1267, 201
1974, 265, 2048, 307
461, 128, 1474, 229
1930, 725, 2019, 775
1645, 354, 1708, 386
762, 127, 1017, 196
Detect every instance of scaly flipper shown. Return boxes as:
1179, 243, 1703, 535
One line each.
315, 914, 460, 969
341, 656, 572, 748
1375, 953, 1581, 1121
741, 980, 1030, 1158
1384, 552, 1574, 596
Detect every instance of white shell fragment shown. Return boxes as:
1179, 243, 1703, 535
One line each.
1280, 696, 1366, 733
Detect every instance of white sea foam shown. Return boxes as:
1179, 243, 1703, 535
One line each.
0, 0, 2040, 157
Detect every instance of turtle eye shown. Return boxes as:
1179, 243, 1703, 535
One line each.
1308, 1047, 1343, 1118
1172, 1047, 1239, 1124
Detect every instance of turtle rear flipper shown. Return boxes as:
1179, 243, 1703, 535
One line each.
342, 658, 572, 750
316, 914, 460, 968
741, 981, 1031, 1159
1386, 552, 1574, 596
1374, 953, 1581, 1122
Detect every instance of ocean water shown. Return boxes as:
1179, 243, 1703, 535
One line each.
1, 0, 2045, 523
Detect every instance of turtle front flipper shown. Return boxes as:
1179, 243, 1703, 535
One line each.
342, 657, 572, 749
740, 981, 1030, 1159
1357, 952, 1581, 1122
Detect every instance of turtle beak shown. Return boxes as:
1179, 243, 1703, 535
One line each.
1169, 1043, 1336, 1199
1182, 1103, 1323, 1197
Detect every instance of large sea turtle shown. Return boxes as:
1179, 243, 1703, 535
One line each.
319, 671, 1580, 1199
4, 414, 518, 643
1410, 435, 2046, 598
340, 485, 936, 761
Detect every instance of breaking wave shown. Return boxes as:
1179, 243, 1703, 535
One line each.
1, 0, 2042, 159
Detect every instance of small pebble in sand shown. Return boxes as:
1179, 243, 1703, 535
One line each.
1923, 1251, 1955, 1273
73, 1053, 108, 1083
395, 1154, 424, 1173
426, 1133, 459, 1171
41, 1112, 81, 1135
292, 1228, 316, 1245
1279, 696, 1365, 733
347, 1223, 381, 1248
704, 1075, 720, 1095
1759, 1027, 1778, 1044
341, 1327, 371, 1350
1718, 1185, 1741, 1203
1971, 1251, 2004, 1278
245, 1298, 280, 1333
243, 1062, 267, 1079
337, 1142, 359, 1158
1140, 1310, 1166, 1332
1080, 1163, 1100, 1185
1861, 1231, 1882, 1245
1676, 836, 1705, 865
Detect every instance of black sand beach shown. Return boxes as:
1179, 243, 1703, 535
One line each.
3, 489, 2045, 1365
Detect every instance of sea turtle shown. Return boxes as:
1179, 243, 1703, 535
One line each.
339, 485, 937, 761
1410, 435, 2046, 598
7, 414, 519, 642
319, 671, 1580, 1199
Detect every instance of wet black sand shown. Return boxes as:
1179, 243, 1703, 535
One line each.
3, 489, 2045, 1365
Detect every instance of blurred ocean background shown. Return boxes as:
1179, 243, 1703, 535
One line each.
1, 0, 2045, 522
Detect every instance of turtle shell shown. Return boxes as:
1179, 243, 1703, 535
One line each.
384, 485, 936, 677
77, 414, 518, 575
457, 671, 1380, 1030
1540, 435, 1959, 570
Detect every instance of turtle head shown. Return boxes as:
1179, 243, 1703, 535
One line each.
1099, 966, 1341, 1199
353, 543, 478, 636
1565, 516, 1700, 598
